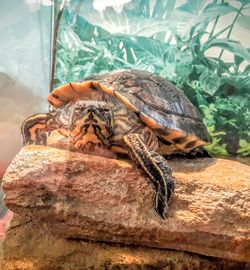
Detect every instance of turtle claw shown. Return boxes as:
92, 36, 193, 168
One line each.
154, 190, 172, 219
167, 180, 175, 202
155, 194, 167, 219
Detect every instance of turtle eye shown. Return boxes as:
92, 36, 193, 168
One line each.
101, 107, 110, 112
101, 109, 111, 116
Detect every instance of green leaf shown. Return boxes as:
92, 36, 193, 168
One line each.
175, 54, 193, 81
202, 39, 250, 62
60, 27, 82, 53
159, 63, 176, 80
177, 0, 207, 15
176, 63, 191, 81
76, 1, 170, 38
201, 2, 238, 18
76, 0, 236, 41
237, 15, 250, 30
199, 69, 221, 95
234, 54, 244, 68
163, 46, 179, 63
199, 103, 217, 126
235, 0, 250, 5
164, 0, 176, 15
203, 125, 228, 156
118, 36, 168, 66
243, 64, 250, 75
133, 59, 156, 73
222, 75, 250, 89
194, 64, 207, 74
237, 140, 250, 156
152, 0, 176, 18
207, 58, 234, 75
204, 142, 229, 156
169, 3, 237, 39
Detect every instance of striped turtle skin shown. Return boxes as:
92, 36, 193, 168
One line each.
21, 69, 211, 219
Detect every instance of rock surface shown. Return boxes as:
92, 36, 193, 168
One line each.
2, 145, 250, 262
1, 215, 247, 270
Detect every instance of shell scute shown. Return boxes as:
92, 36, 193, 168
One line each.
49, 69, 211, 147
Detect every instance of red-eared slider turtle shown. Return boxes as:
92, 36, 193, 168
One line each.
21, 69, 211, 219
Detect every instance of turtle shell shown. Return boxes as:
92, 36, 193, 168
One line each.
48, 69, 211, 151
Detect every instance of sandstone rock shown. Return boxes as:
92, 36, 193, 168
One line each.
1, 215, 247, 270
0, 210, 12, 240
2, 145, 250, 262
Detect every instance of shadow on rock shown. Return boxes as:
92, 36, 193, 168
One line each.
1, 215, 247, 270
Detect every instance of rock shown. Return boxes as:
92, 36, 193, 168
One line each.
1, 215, 247, 270
0, 211, 12, 240
2, 145, 250, 263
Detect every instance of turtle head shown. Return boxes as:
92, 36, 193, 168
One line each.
62, 100, 114, 148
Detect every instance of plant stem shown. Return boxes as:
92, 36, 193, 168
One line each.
212, 24, 231, 39
209, 15, 220, 39
218, 3, 244, 59
50, 0, 66, 92
209, 0, 223, 39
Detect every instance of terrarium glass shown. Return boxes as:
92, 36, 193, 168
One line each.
0, 0, 53, 168
53, 0, 250, 157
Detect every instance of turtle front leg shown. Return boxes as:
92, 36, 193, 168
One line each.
123, 133, 175, 219
21, 112, 59, 145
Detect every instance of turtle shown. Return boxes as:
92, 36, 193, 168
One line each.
21, 69, 211, 219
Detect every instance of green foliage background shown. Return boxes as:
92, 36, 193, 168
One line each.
55, 0, 250, 157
